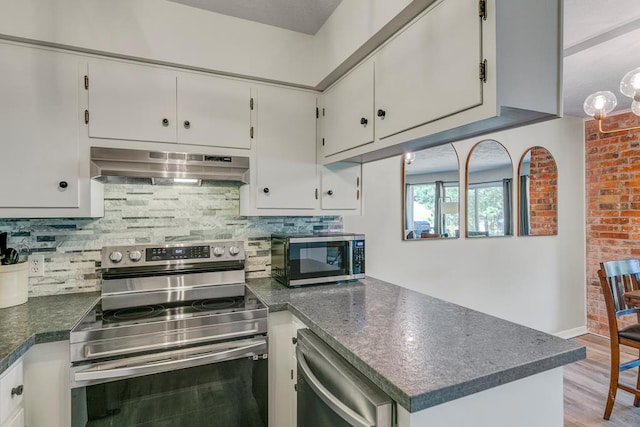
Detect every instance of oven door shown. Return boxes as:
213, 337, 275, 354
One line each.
288, 240, 353, 285
71, 337, 267, 427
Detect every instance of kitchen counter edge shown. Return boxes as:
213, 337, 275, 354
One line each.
246, 277, 586, 413
0, 292, 100, 375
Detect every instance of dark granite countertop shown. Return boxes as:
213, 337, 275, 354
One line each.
0, 278, 585, 415
0, 292, 99, 374
246, 276, 586, 413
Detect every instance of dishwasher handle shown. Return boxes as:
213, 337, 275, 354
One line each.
297, 346, 374, 427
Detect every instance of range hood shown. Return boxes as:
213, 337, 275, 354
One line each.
90, 147, 250, 184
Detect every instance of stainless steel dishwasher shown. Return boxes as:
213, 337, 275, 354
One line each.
296, 329, 394, 427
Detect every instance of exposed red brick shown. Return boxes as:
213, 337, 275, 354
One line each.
586, 111, 640, 336
528, 147, 558, 236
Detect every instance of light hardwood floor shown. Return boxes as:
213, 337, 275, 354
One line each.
564, 334, 640, 426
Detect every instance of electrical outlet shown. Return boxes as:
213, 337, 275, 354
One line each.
28, 254, 45, 277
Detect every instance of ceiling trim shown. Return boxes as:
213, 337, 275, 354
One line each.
564, 17, 640, 57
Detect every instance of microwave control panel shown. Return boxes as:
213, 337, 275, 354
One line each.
352, 240, 365, 274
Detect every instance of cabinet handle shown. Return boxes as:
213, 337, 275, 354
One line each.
360, 117, 368, 126
327, 190, 334, 196
58, 181, 69, 190
11, 385, 23, 397
377, 109, 386, 119
162, 118, 169, 127
183, 120, 190, 129
263, 188, 270, 194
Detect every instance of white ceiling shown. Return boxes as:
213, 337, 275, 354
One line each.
563, 0, 640, 117
167, 0, 342, 35
166, 0, 640, 118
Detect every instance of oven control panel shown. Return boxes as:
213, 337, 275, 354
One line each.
146, 245, 210, 261
101, 241, 245, 268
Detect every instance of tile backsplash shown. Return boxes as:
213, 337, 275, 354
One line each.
0, 181, 342, 296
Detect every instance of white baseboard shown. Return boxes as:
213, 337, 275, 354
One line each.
553, 326, 587, 339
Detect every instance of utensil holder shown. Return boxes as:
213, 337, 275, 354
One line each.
0, 262, 28, 308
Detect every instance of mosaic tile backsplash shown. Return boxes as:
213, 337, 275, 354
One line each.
0, 181, 342, 296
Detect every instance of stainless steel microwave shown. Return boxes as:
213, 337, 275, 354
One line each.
271, 233, 365, 287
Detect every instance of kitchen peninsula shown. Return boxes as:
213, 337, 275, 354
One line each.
248, 276, 585, 427
0, 276, 584, 427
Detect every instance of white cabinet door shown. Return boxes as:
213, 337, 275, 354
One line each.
0, 43, 80, 208
177, 74, 251, 149
88, 60, 177, 143
321, 60, 374, 157
254, 86, 317, 209
3, 407, 23, 427
268, 311, 295, 427
0, 360, 23, 427
321, 163, 361, 210
24, 341, 71, 427
375, 0, 482, 139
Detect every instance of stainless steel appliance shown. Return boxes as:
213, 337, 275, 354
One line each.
90, 147, 250, 183
70, 241, 268, 427
296, 329, 394, 427
271, 233, 365, 287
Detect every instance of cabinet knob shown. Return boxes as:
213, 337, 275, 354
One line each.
327, 190, 334, 196
58, 181, 69, 190
11, 385, 23, 397
162, 118, 169, 127
183, 120, 190, 129
263, 187, 270, 194
360, 117, 368, 126
377, 109, 386, 119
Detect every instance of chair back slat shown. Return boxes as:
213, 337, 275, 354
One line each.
600, 259, 640, 313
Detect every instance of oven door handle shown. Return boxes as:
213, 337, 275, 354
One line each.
83, 323, 262, 360
74, 340, 266, 384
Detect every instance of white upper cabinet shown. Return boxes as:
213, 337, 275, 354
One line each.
375, 0, 481, 139
177, 74, 251, 149
0, 43, 81, 209
252, 85, 317, 210
321, 0, 562, 164
88, 60, 177, 143
321, 60, 374, 157
87, 60, 251, 149
320, 163, 361, 210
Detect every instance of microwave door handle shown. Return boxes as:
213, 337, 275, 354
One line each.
75, 340, 265, 383
297, 348, 374, 427
348, 241, 354, 274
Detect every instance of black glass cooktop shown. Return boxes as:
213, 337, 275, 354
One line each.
73, 287, 266, 332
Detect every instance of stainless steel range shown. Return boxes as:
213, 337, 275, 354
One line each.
69, 241, 268, 427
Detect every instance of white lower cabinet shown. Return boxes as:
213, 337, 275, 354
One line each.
23, 341, 71, 427
268, 311, 296, 427
3, 408, 23, 427
268, 311, 306, 427
0, 360, 23, 427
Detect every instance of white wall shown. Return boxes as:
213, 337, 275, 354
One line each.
311, 0, 414, 83
345, 117, 586, 334
0, 0, 419, 87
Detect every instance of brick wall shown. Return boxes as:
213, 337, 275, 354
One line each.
529, 147, 558, 235
585, 111, 640, 336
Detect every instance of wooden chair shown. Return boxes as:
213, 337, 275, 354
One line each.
597, 259, 640, 419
